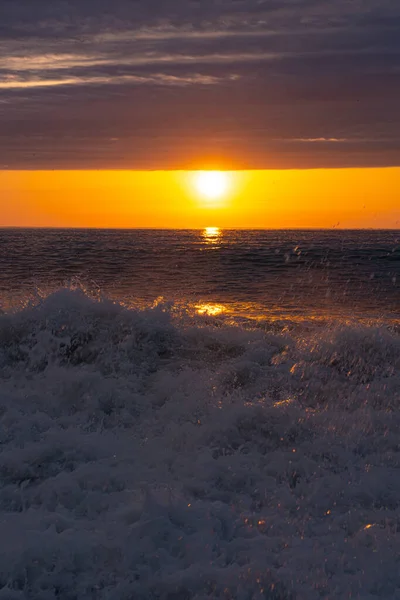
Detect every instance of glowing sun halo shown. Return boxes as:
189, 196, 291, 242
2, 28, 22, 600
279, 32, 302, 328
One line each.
194, 171, 229, 200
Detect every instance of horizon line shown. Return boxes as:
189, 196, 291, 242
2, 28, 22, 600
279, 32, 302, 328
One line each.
1, 226, 399, 232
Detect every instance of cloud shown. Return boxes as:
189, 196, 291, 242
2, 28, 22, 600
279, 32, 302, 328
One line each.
0, 0, 400, 168
288, 138, 348, 143
0, 72, 238, 90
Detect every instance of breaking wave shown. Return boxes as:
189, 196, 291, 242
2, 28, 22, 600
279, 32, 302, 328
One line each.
0, 290, 399, 599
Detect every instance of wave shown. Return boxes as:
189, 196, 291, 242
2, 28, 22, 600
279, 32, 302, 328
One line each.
0, 290, 399, 599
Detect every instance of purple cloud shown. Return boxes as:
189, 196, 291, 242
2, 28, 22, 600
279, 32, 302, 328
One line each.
1, 0, 400, 168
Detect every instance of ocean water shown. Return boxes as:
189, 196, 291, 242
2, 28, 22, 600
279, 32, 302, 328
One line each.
0, 228, 399, 599
1, 228, 399, 320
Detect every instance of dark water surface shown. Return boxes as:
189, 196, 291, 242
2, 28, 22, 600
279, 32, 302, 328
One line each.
1, 229, 400, 599
0, 228, 398, 319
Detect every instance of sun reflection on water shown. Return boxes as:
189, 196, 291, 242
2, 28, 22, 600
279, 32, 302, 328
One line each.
203, 227, 222, 245
196, 303, 226, 316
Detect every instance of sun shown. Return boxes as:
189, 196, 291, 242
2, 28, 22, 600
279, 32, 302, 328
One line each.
194, 171, 229, 200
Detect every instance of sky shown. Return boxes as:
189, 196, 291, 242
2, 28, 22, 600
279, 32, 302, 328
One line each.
1, 0, 400, 227
1, 169, 399, 229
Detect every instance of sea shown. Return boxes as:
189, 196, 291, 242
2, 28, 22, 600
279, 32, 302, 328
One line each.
0, 228, 399, 599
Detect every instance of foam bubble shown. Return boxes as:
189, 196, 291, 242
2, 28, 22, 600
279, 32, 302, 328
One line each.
0, 290, 399, 598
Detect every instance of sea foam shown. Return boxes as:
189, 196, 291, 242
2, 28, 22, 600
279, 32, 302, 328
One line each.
0, 290, 399, 599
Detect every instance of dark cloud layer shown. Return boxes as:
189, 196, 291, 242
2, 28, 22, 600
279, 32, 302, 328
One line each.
1, 0, 400, 169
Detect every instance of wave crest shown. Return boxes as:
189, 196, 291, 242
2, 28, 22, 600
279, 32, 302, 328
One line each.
0, 290, 399, 598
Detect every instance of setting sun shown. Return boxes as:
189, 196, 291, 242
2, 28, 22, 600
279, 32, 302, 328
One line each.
194, 171, 229, 200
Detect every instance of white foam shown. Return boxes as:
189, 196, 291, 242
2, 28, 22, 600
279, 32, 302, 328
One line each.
0, 290, 399, 598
